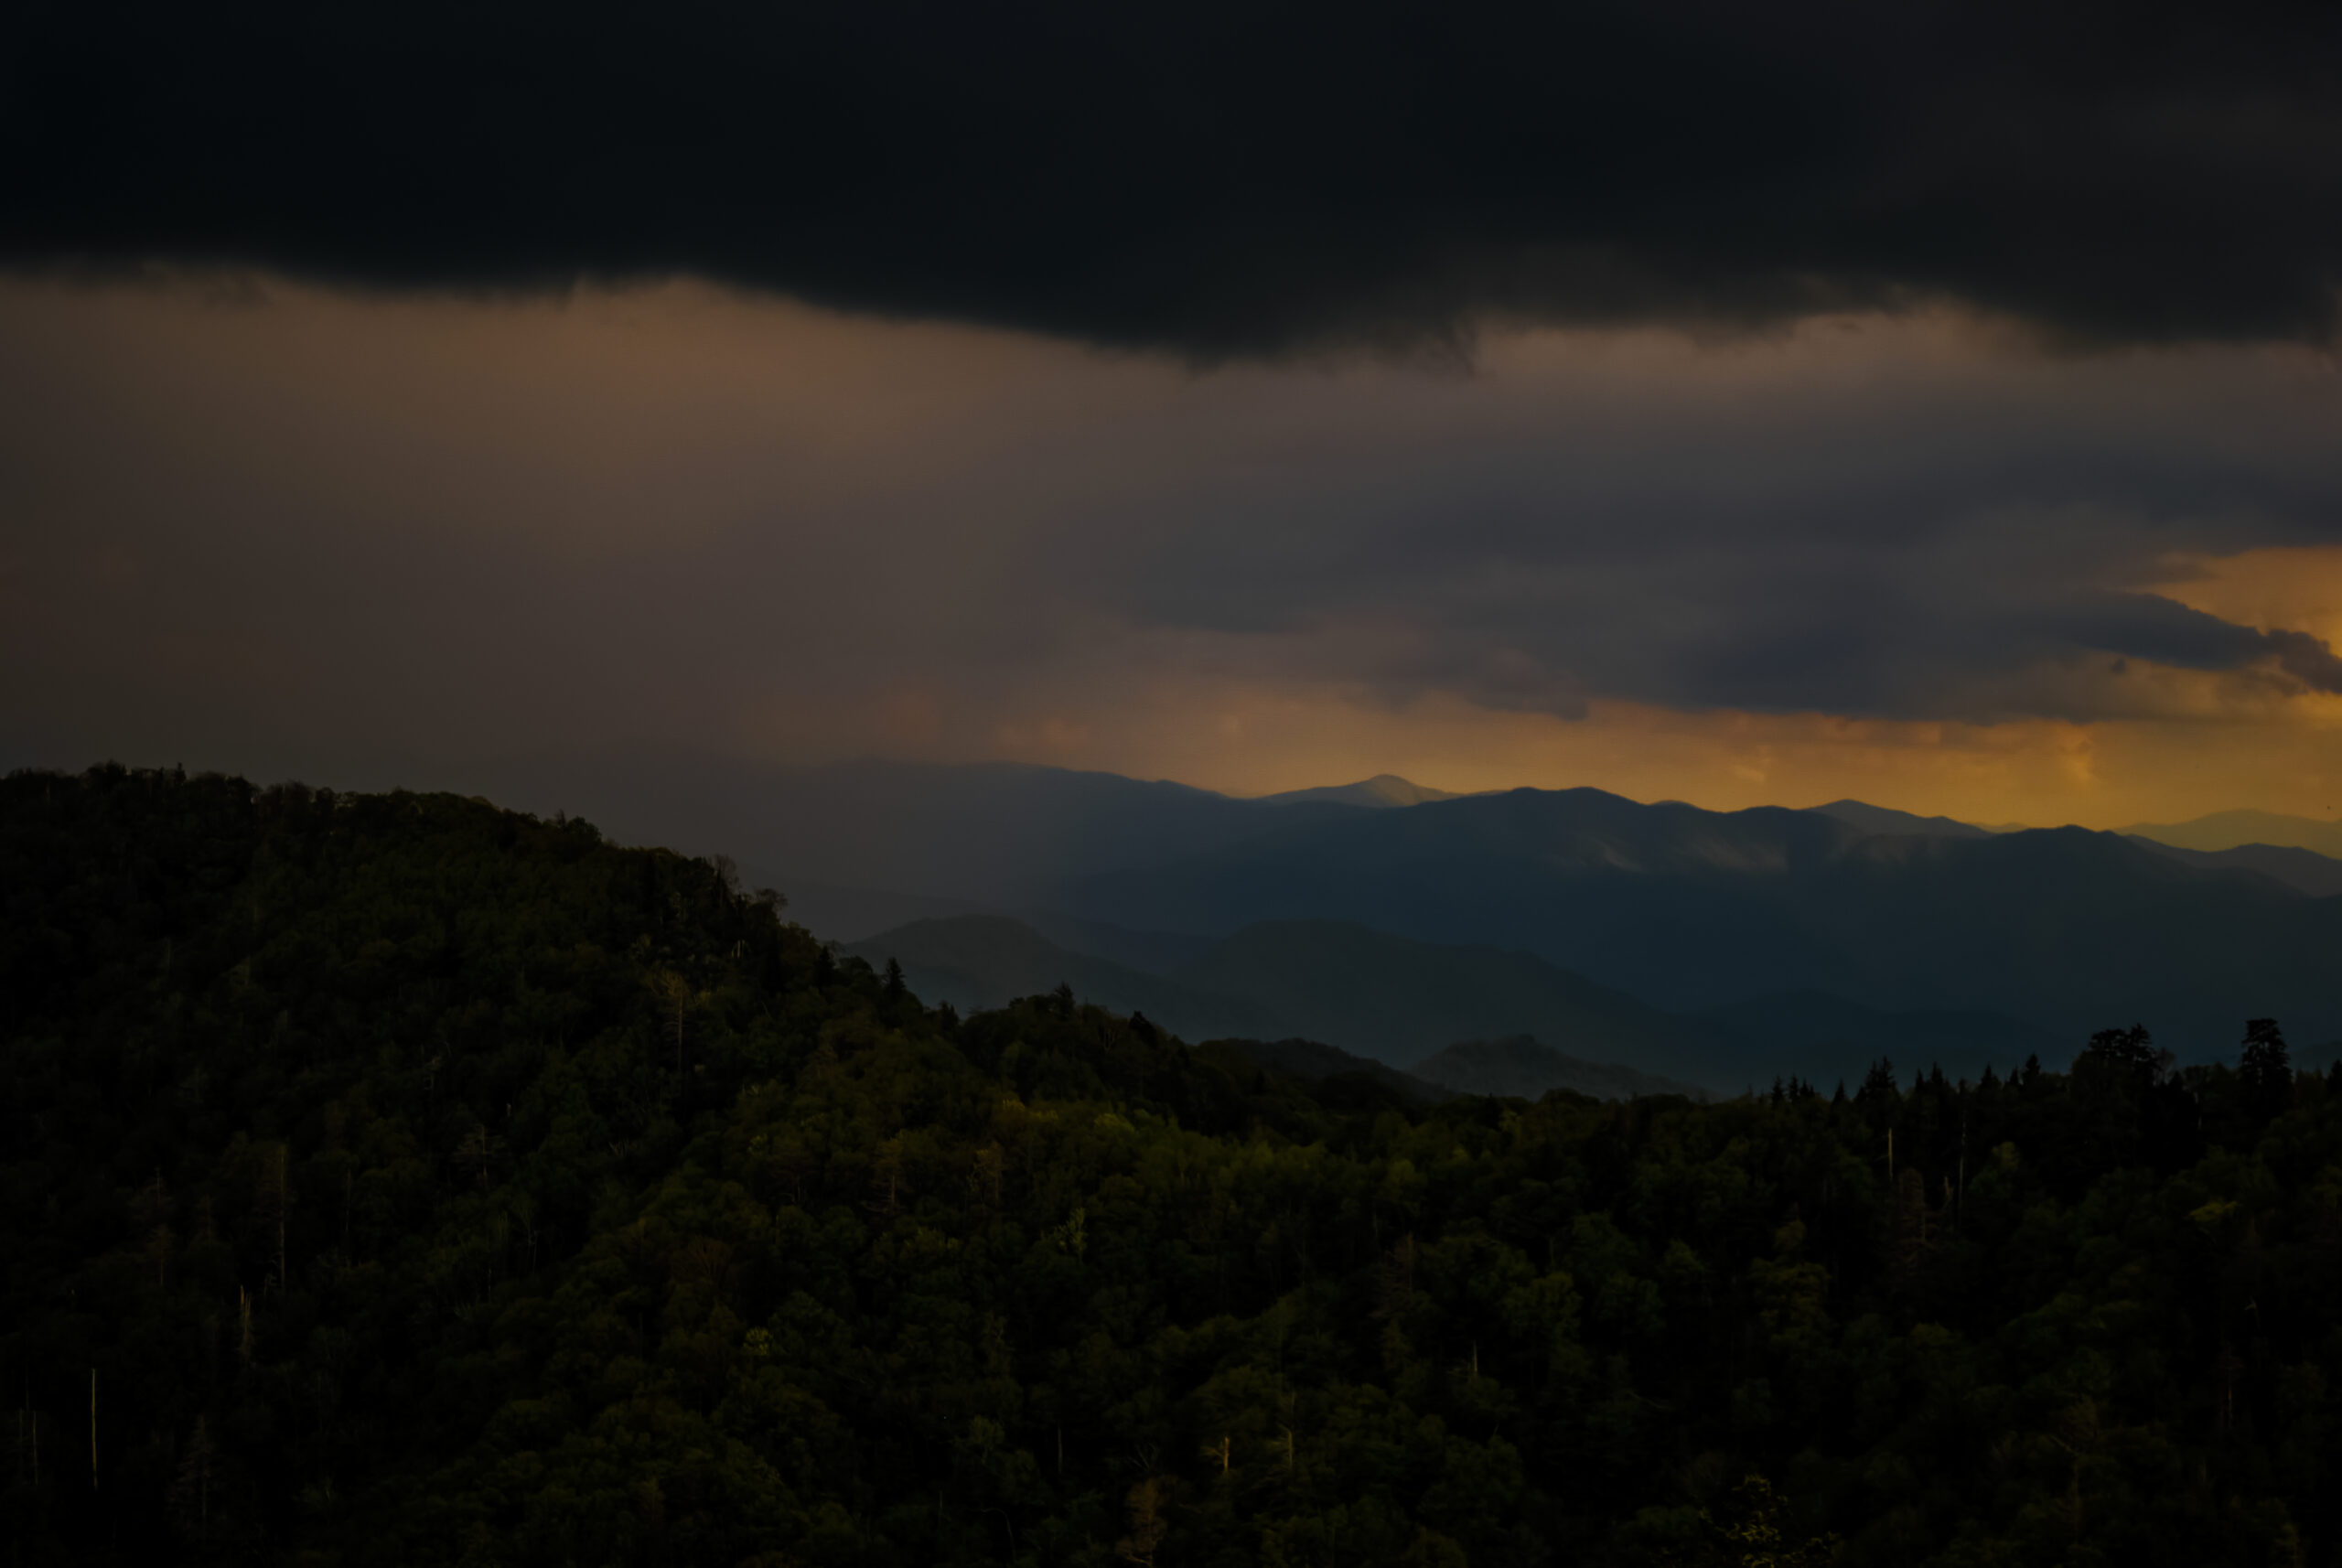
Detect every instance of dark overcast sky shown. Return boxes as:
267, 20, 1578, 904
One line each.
5, 1, 2342, 824
11, 0, 2342, 354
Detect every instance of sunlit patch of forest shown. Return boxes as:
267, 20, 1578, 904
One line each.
4, 766, 2338, 1567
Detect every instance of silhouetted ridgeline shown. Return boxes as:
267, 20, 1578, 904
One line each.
451, 757, 2342, 1061
5, 764, 2342, 1566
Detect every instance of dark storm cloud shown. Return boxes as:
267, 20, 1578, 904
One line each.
5, 281, 2341, 806
2051, 594, 2337, 684
7, 1, 2342, 354
1088, 332, 2342, 721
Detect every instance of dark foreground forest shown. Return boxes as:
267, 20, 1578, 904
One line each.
5, 767, 2340, 1567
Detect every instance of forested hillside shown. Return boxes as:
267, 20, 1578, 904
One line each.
5, 766, 2342, 1567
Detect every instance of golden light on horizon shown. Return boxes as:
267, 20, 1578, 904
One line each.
2156, 544, 2342, 650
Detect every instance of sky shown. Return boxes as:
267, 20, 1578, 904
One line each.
6, 1, 2342, 829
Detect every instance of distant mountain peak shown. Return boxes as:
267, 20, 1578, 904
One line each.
1804, 799, 1990, 839
1250, 774, 1461, 809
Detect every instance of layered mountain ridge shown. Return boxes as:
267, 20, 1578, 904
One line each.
392, 754, 2342, 1082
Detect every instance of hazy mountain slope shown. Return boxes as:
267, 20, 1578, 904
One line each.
1694, 991, 2062, 1089
2120, 836, 2342, 897
843, 912, 2070, 1093
1058, 788, 1885, 1005
741, 759, 1372, 903
777, 876, 1006, 942
1249, 774, 1461, 809
1786, 829, 2342, 1051
779, 881, 1214, 972
1410, 1036, 1707, 1101
1060, 791, 2342, 1055
1172, 918, 1738, 1083
467, 753, 1372, 908
844, 915, 1288, 1041
1066, 785, 1865, 941
1212, 1036, 1454, 1102
848, 912, 1730, 1086
2120, 808, 2342, 857
1806, 800, 1991, 838
1014, 913, 1220, 974
473, 756, 2342, 1065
